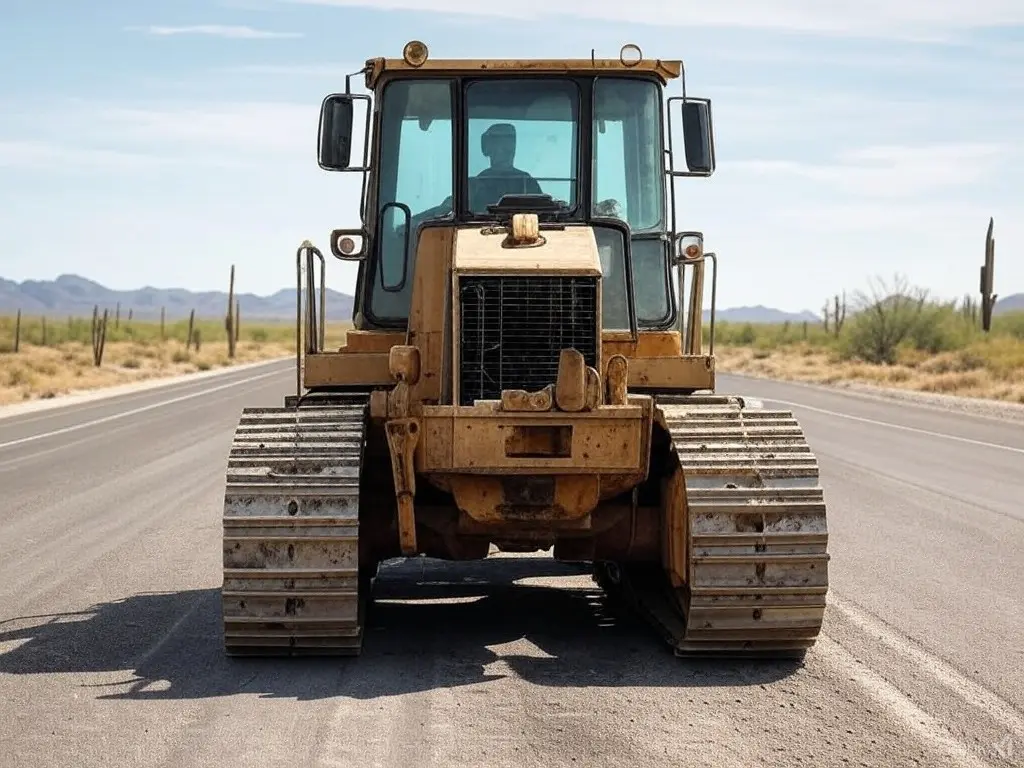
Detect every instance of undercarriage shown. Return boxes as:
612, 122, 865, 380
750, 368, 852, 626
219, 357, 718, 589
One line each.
221, 391, 828, 659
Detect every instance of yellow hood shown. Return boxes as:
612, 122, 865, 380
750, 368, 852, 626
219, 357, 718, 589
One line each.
452, 225, 602, 277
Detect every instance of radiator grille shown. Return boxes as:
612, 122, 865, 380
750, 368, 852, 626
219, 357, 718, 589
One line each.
458, 275, 599, 405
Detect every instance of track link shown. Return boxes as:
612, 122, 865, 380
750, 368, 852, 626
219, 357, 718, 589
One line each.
221, 396, 369, 656
596, 393, 829, 659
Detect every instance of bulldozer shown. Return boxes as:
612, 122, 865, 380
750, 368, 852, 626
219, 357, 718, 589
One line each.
220, 41, 830, 659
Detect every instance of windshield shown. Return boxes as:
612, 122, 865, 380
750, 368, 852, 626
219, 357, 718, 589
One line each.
364, 75, 672, 329
463, 79, 580, 215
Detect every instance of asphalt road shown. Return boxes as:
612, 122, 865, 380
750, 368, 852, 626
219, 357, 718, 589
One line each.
1, 363, 1021, 767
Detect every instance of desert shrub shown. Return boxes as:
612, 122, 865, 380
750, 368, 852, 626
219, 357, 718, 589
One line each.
837, 276, 929, 364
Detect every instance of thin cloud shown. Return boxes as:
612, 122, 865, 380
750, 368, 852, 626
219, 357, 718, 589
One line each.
732, 142, 1010, 198
130, 24, 302, 39
278, 0, 1024, 39
91, 102, 319, 154
0, 140, 172, 171
222, 63, 357, 76
3, 98, 371, 174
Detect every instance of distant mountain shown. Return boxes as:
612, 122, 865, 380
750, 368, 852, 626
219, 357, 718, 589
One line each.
0, 274, 355, 322
994, 293, 1024, 314
2, 274, 827, 324
5, 274, 1013, 325
703, 305, 820, 324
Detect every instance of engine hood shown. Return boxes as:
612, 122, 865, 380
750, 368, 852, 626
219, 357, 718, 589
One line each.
452, 224, 602, 277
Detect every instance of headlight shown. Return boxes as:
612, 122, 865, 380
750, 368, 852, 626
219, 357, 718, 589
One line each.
676, 231, 703, 262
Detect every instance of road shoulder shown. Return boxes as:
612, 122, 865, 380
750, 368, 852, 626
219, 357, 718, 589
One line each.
0, 356, 292, 422
720, 370, 1024, 424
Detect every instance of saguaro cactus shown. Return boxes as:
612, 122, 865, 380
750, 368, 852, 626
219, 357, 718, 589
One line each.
980, 217, 997, 332
226, 264, 236, 358
91, 305, 108, 366
832, 292, 846, 336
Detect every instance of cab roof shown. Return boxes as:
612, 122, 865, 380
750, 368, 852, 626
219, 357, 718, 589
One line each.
363, 56, 683, 89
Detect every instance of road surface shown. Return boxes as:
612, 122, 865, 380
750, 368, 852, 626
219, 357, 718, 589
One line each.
1, 363, 1021, 767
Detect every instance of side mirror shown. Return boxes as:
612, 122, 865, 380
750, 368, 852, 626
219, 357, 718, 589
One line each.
677, 98, 715, 176
318, 94, 355, 170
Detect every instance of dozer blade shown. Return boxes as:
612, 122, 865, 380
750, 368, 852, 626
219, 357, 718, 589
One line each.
221, 399, 369, 656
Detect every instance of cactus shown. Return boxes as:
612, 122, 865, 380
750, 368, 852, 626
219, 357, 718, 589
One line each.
980, 217, 997, 332
832, 292, 846, 336
226, 265, 236, 358
822, 293, 846, 336
960, 294, 978, 325
91, 305, 108, 366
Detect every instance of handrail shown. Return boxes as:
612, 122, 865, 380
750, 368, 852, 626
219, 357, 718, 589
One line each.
677, 250, 718, 356
706, 252, 718, 355
295, 243, 303, 399
295, 240, 327, 399
305, 245, 326, 354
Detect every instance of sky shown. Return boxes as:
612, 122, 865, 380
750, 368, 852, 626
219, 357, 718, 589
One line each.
0, 1, 1021, 314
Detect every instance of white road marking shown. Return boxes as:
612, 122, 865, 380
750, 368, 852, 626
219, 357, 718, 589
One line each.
0, 368, 286, 450
762, 398, 1024, 455
829, 596, 1024, 738
819, 634, 993, 768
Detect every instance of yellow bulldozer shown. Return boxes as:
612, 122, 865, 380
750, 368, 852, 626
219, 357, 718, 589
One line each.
220, 41, 830, 659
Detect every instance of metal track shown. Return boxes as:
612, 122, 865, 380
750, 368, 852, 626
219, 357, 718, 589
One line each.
221, 397, 369, 656
596, 393, 829, 659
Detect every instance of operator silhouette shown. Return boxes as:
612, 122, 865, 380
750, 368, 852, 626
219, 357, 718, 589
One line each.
471, 123, 542, 210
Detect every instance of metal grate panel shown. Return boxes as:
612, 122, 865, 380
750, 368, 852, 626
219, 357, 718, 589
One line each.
458, 275, 599, 405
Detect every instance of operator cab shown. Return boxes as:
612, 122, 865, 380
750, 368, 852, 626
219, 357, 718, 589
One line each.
316, 42, 715, 341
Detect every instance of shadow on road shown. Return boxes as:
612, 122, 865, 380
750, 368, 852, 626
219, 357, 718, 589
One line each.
0, 556, 802, 701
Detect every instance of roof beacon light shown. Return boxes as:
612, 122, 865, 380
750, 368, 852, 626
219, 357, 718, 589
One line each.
620, 43, 642, 67
403, 40, 429, 67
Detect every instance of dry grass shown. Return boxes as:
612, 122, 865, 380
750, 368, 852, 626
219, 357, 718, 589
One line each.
711, 309, 1024, 405
715, 341, 1024, 404
0, 315, 351, 406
